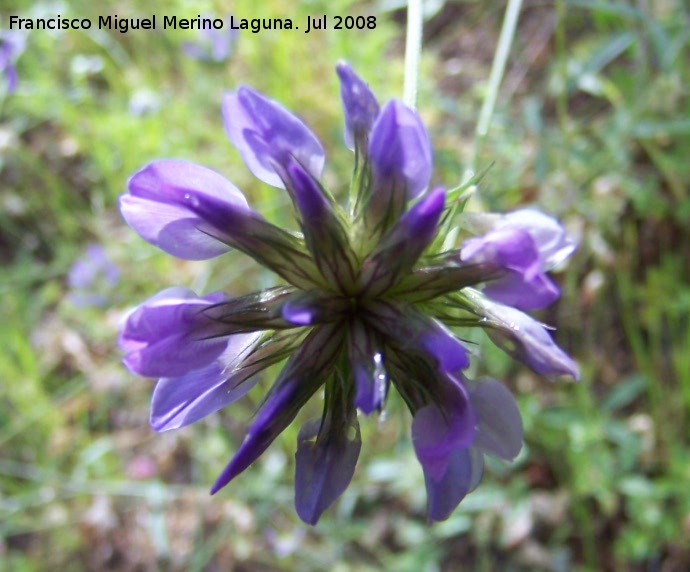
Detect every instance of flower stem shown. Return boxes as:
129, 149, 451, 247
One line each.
465, 0, 523, 182
403, 0, 424, 110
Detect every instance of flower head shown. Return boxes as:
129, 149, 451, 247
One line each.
68, 244, 120, 307
119, 62, 577, 524
0, 30, 26, 94
460, 209, 576, 309
182, 15, 237, 63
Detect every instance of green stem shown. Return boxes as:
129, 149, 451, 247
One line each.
403, 0, 424, 109
465, 0, 523, 182
554, 0, 571, 154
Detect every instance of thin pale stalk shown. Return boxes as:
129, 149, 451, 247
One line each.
464, 0, 523, 184
403, 0, 424, 110
554, 0, 570, 150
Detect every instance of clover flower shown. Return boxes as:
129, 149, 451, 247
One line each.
182, 16, 237, 63
460, 209, 576, 310
0, 30, 26, 94
119, 62, 578, 524
68, 244, 120, 307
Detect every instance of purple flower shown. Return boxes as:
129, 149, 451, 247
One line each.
120, 63, 577, 524
464, 288, 580, 379
460, 209, 576, 310
411, 375, 522, 522
0, 30, 26, 94
498, 209, 576, 269
183, 16, 237, 63
68, 244, 120, 307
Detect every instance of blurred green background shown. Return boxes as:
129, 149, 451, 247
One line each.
2, 0, 689, 570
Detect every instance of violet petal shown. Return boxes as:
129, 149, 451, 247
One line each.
222, 87, 325, 188
336, 61, 380, 150
126, 160, 322, 288
280, 289, 347, 326
497, 209, 576, 269
358, 188, 445, 297
461, 227, 559, 310
347, 320, 388, 414
0, 31, 25, 93
412, 378, 476, 481
367, 302, 469, 374
68, 244, 120, 288
121, 160, 250, 260
466, 290, 580, 379
424, 447, 484, 523
418, 319, 470, 374
281, 301, 315, 326
460, 228, 540, 269
286, 160, 358, 290
368, 99, 432, 201
482, 270, 559, 311
119, 288, 231, 378
150, 333, 262, 431
469, 378, 523, 460
294, 409, 361, 525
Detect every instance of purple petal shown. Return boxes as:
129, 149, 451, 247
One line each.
369, 99, 432, 201
468, 291, 580, 379
120, 194, 230, 260
497, 209, 576, 269
67, 244, 120, 308
68, 244, 120, 289
336, 61, 380, 150
424, 447, 484, 523
366, 302, 469, 374
280, 289, 349, 326
285, 161, 357, 289
358, 188, 445, 297
469, 378, 523, 460
352, 361, 388, 414
490, 314, 580, 378
418, 319, 470, 373
482, 270, 559, 310
461, 227, 559, 310
211, 324, 343, 494
4, 62, 17, 92
222, 87, 325, 188
286, 159, 332, 222
1, 32, 25, 93
403, 186, 446, 239
183, 17, 236, 63
119, 288, 231, 377
125, 161, 322, 288
412, 378, 476, 481
121, 160, 250, 260
294, 410, 361, 525
461, 228, 540, 270
347, 321, 388, 414
211, 379, 299, 494
281, 302, 315, 326
150, 333, 262, 431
